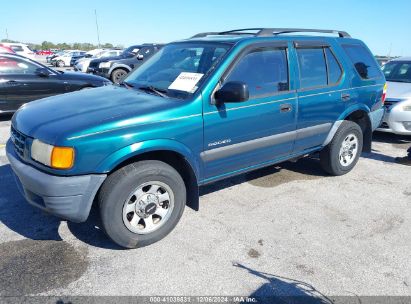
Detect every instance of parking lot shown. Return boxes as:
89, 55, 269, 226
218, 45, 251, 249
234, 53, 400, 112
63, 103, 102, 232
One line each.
0, 115, 410, 299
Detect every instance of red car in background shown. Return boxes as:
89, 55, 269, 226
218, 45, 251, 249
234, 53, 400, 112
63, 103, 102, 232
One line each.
36, 50, 54, 55
0, 45, 15, 54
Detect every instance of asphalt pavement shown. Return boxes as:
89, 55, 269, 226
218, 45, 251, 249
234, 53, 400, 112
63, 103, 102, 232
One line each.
0, 116, 410, 300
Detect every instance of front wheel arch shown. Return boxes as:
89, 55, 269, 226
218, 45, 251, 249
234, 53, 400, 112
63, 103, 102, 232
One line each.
102, 147, 199, 212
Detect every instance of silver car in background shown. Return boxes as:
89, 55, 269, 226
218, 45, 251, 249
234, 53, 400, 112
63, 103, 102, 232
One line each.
377, 57, 411, 135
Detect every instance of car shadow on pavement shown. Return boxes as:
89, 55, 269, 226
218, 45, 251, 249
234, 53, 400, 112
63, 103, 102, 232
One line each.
233, 263, 332, 304
361, 132, 411, 163
0, 164, 123, 250
200, 156, 327, 196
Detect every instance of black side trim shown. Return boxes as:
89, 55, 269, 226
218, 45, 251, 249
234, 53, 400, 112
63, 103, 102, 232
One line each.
201, 123, 332, 162
294, 41, 330, 48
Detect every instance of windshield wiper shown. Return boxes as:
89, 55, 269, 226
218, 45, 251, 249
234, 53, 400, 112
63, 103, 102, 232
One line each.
138, 85, 169, 98
119, 81, 134, 88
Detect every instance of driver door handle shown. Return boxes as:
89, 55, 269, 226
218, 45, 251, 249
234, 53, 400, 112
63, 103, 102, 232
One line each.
280, 103, 293, 113
341, 93, 351, 102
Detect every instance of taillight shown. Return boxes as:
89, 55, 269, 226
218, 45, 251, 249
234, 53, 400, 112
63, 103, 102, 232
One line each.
382, 83, 387, 105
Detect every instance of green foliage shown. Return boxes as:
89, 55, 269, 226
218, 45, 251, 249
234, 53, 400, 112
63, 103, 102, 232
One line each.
1, 39, 120, 51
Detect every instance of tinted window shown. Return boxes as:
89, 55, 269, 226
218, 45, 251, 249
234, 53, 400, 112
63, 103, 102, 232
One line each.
343, 44, 382, 79
325, 48, 342, 84
10, 45, 23, 52
0, 56, 39, 74
382, 61, 411, 83
297, 48, 327, 88
225, 48, 289, 98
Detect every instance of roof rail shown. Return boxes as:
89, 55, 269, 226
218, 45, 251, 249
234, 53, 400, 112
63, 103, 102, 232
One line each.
193, 28, 351, 38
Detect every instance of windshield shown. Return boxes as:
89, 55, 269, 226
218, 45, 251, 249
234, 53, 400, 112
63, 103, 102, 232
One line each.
382, 61, 411, 83
122, 46, 141, 57
123, 42, 231, 99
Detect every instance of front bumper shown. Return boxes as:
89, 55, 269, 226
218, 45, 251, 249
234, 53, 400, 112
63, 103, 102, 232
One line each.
87, 67, 110, 79
376, 105, 411, 135
6, 140, 106, 222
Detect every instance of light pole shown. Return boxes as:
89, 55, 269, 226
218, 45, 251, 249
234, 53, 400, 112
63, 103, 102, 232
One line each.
95, 9, 101, 48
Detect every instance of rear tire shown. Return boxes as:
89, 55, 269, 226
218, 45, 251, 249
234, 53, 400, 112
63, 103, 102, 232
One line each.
320, 120, 363, 176
111, 68, 128, 84
98, 161, 186, 249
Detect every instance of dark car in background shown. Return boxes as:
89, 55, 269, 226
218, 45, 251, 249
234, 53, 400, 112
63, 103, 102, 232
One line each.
100, 44, 163, 83
87, 45, 141, 74
0, 53, 111, 113
100, 43, 163, 83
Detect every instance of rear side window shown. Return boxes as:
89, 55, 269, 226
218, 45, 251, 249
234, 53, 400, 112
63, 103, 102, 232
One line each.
297, 47, 343, 89
325, 48, 342, 84
0, 56, 39, 74
342, 44, 382, 79
10, 45, 23, 52
297, 48, 327, 88
225, 48, 289, 98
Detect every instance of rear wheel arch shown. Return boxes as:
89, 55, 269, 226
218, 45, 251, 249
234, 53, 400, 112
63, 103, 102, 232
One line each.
344, 109, 372, 152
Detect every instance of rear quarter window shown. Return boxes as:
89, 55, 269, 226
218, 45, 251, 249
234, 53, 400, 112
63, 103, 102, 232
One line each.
342, 44, 382, 80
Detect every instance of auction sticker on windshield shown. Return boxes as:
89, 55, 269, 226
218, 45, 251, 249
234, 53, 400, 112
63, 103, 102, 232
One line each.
168, 72, 203, 93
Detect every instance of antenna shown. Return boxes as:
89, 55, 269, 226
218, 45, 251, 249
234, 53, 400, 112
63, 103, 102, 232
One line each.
94, 9, 101, 48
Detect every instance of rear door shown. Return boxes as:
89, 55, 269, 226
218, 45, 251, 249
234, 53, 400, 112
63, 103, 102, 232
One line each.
203, 43, 297, 180
293, 41, 347, 151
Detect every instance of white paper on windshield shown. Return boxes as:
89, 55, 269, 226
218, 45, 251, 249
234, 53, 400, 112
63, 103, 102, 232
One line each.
168, 72, 204, 93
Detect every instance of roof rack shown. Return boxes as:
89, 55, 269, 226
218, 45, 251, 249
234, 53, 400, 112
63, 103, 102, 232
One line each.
192, 28, 351, 38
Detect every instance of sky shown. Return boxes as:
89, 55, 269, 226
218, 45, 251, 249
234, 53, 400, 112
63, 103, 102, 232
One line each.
1, 0, 410, 56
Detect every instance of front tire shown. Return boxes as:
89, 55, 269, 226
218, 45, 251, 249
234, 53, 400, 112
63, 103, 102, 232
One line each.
111, 68, 128, 84
320, 121, 363, 176
98, 161, 186, 249
57, 60, 65, 67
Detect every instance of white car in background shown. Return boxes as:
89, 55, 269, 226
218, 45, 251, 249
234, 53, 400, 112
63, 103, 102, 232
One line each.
74, 49, 123, 72
378, 57, 411, 135
51, 50, 86, 67
0, 43, 36, 60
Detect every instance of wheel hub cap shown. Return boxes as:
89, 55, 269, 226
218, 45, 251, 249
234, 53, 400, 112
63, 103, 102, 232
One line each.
339, 133, 358, 167
122, 182, 174, 235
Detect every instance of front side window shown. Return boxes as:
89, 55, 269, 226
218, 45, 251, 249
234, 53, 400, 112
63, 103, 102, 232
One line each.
297, 48, 327, 89
0, 56, 39, 74
342, 44, 382, 79
224, 48, 289, 98
124, 42, 231, 99
382, 61, 411, 83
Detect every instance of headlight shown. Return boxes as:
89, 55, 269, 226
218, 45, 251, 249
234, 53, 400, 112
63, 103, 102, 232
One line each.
31, 139, 75, 169
403, 105, 411, 111
99, 62, 111, 68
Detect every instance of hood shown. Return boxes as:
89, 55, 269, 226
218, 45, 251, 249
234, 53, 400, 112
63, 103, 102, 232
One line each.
12, 85, 188, 144
59, 71, 108, 83
386, 81, 411, 99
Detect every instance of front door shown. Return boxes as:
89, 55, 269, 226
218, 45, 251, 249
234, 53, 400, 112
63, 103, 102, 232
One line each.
202, 44, 297, 180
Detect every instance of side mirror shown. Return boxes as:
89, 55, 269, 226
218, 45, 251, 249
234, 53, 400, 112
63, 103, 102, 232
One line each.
35, 68, 50, 77
137, 54, 144, 60
214, 81, 249, 103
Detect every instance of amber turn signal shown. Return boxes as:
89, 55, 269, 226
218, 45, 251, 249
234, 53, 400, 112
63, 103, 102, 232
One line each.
51, 147, 75, 169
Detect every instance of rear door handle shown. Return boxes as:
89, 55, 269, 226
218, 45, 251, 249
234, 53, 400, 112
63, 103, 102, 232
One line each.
341, 93, 351, 101
280, 103, 292, 113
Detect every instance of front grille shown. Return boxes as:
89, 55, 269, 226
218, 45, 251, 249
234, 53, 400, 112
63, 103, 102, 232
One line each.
10, 126, 27, 159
